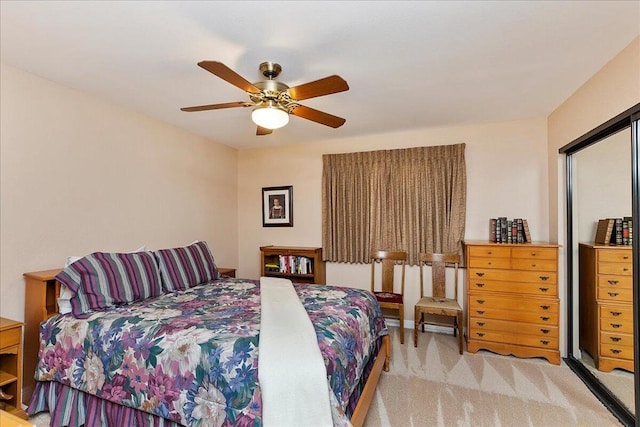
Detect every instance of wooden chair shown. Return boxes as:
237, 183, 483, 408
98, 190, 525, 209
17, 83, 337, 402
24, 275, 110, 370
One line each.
370, 250, 407, 344
414, 252, 463, 354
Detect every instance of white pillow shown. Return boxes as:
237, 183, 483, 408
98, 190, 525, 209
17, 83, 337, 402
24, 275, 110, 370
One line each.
58, 246, 147, 314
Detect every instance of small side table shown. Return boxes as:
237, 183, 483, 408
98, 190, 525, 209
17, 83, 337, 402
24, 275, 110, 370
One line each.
218, 267, 236, 278
0, 318, 27, 419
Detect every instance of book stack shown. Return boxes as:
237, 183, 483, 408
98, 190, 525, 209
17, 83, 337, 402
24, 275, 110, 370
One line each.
278, 255, 313, 274
489, 217, 531, 244
594, 217, 633, 245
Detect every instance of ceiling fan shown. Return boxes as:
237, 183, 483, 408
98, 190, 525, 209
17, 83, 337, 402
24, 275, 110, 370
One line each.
181, 61, 349, 135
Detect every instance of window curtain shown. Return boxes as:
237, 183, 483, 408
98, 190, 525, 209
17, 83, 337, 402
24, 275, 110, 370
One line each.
322, 143, 466, 265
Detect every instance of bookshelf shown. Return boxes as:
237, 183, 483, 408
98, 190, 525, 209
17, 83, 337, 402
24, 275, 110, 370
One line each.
260, 246, 326, 284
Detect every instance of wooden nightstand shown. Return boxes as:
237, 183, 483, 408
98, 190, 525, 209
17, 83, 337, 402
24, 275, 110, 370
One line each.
0, 318, 26, 419
218, 267, 236, 278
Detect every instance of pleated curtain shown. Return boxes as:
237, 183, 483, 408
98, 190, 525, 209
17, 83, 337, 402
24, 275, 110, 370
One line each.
322, 143, 466, 265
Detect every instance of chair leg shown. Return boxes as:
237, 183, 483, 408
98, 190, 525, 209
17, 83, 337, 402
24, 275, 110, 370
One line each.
414, 308, 419, 347
457, 312, 463, 354
399, 305, 404, 344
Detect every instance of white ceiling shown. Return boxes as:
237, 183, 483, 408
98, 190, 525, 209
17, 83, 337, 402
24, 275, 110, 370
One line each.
1, 1, 638, 149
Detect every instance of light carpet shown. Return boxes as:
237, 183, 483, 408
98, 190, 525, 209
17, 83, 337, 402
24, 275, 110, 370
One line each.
363, 327, 621, 426
27, 327, 621, 426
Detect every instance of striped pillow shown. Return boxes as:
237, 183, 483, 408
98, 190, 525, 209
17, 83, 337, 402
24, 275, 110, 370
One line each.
154, 241, 220, 292
55, 251, 162, 317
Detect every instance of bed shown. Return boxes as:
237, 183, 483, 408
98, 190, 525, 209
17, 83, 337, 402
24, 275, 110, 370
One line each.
26, 242, 390, 427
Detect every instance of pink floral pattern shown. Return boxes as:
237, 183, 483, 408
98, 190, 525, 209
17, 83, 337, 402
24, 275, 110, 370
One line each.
34, 278, 387, 426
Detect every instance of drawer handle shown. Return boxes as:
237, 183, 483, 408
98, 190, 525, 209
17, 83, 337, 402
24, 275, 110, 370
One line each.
608, 292, 619, 297
531, 253, 537, 256
476, 299, 485, 304
623, 256, 629, 260
539, 276, 549, 281
540, 340, 549, 345
487, 262, 492, 265
487, 251, 492, 255
540, 305, 550, 310
476, 272, 485, 277
476, 310, 485, 315
608, 280, 619, 285
540, 329, 550, 334
623, 268, 629, 272
610, 323, 622, 329
610, 337, 622, 342
610, 311, 622, 317
610, 349, 622, 355
476, 283, 485, 288
477, 332, 485, 337
531, 264, 537, 267
539, 287, 549, 292
540, 316, 550, 321
476, 322, 485, 327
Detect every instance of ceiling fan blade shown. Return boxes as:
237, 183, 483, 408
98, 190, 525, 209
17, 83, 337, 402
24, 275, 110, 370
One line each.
198, 61, 262, 94
256, 126, 273, 136
290, 105, 346, 128
286, 75, 349, 101
181, 101, 253, 112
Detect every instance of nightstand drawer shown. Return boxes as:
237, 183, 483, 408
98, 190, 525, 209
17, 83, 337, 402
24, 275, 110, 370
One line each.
0, 327, 21, 349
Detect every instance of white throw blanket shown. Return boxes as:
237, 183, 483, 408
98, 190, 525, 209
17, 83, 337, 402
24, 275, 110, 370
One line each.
258, 276, 333, 427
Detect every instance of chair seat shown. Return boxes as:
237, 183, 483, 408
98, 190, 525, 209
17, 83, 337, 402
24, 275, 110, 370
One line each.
416, 296, 461, 312
374, 291, 404, 304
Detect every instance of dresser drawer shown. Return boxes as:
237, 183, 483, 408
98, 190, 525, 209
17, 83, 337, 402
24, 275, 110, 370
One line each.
511, 258, 557, 272
601, 331, 633, 347
468, 257, 511, 269
599, 343, 634, 361
469, 268, 556, 284
600, 306, 633, 334
597, 286, 633, 303
469, 279, 557, 296
469, 316, 558, 337
468, 328, 558, 349
598, 250, 632, 263
598, 263, 632, 276
511, 247, 557, 260
0, 326, 21, 348
468, 306, 558, 324
467, 246, 511, 259
469, 294, 558, 314
597, 275, 632, 289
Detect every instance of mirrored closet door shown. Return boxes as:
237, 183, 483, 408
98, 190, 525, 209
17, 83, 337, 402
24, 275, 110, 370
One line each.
561, 104, 640, 427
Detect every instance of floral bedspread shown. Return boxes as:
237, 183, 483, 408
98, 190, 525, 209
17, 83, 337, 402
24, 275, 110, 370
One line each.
34, 278, 387, 426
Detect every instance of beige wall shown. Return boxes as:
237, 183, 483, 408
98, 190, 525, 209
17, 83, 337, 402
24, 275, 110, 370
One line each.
0, 64, 239, 322
548, 36, 640, 242
238, 117, 550, 325
547, 36, 640, 356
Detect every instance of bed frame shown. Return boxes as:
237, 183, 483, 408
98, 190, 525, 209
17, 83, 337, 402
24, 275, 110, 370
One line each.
23, 268, 391, 426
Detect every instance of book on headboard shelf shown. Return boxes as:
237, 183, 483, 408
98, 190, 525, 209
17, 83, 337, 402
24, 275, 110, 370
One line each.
594, 217, 633, 245
489, 217, 531, 244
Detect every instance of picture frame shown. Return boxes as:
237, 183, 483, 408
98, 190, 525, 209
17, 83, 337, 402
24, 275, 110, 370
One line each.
262, 185, 293, 227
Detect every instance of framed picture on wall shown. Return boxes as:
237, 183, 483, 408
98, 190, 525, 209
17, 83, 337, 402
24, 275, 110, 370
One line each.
262, 186, 293, 227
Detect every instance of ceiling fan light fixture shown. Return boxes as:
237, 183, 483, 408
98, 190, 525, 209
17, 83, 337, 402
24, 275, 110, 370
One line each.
251, 105, 289, 130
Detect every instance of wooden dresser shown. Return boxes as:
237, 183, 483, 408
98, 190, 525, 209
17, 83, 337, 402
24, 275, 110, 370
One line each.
579, 243, 633, 372
465, 241, 560, 365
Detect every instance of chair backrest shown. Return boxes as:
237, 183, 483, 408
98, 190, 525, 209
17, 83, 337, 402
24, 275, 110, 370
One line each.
370, 250, 407, 295
419, 253, 460, 299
